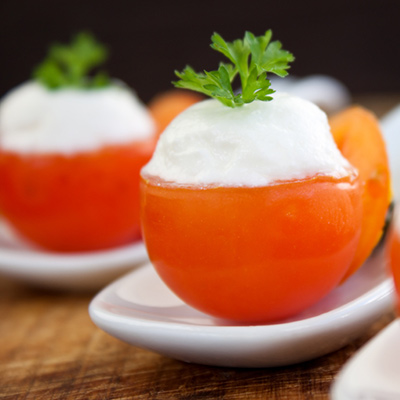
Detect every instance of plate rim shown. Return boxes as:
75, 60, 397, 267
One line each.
0, 218, 148, 274
0, 239, 148, 273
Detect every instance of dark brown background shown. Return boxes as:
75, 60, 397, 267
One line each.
1, 0, 399, 102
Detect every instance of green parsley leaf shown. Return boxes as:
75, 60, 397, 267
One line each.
173, 30, 294, 107
33, 32, 110, 89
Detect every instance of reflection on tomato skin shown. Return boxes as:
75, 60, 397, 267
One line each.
140, 174, 363, 323
0, 138, 156, 252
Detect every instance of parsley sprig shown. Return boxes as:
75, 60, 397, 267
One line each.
33, 32, 110, 89
173, 30, 294, 108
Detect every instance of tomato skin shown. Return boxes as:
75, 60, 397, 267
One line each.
140, 175, 363, 323
0, 138, 155, 252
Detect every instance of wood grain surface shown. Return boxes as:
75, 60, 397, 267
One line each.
0, 94, 399, 400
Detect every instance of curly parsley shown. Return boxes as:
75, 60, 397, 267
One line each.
173, 30, 294, 108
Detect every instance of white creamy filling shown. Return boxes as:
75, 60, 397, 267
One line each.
0, 81, 155, 154
142, 93, 353, 187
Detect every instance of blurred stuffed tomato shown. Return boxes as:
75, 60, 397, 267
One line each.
0, 33, 157, 252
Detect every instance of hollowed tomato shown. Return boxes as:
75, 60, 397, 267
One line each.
140, 174, 362, 323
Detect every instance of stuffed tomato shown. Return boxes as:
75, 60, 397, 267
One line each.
141, 95, 363, 323
0, 33, 156, 252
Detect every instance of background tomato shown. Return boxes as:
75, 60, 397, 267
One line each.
148, 90, 204, 137
388, 214, 400, 314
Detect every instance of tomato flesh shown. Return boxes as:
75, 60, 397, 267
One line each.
0, 139, 155, 252
141, 174, 362, 323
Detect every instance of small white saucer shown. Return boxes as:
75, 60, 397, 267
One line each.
270, 74, 351, 113
331, 319, 400, 399
89, 245, 394, 368
0, 219, 149, 291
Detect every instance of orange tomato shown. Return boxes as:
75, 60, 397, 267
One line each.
141, 174, 362, 323
148, 90, 204, 137
0, 138, 155, 252
330, 107, 391, 280
388, 216, 400, 314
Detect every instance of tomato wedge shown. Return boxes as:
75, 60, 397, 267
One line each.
330, 106, 391, 280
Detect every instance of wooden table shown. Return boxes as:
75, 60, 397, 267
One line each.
0, 94, 399, 399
